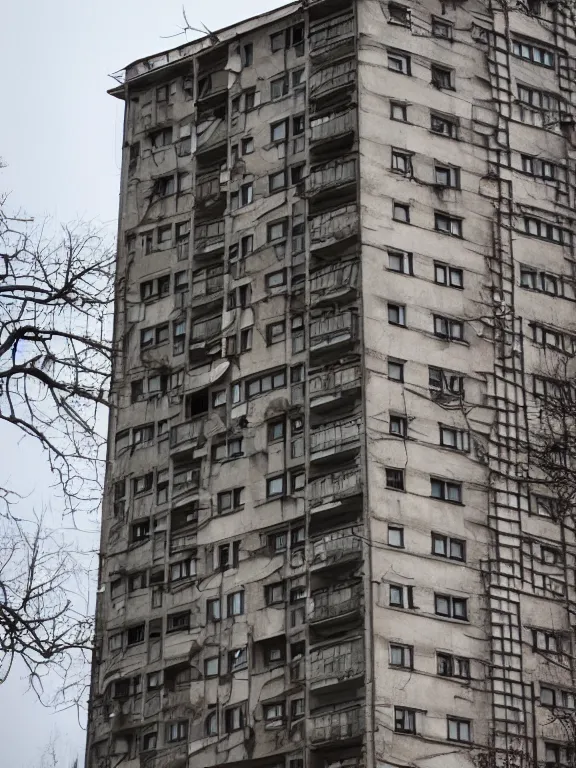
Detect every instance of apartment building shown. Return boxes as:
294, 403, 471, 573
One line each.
87, 1, 576, 767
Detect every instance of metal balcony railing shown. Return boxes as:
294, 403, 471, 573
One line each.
310, 261, 359, 301
309, 364, 361, 399
311, 111, 356, 143
310, 418, 361, 456
312, 527, 362, 565
309, 158, 356, 194
310, 638, 364, 686
310, 205, 358, 247
309, 468, 361, 506
310, 14, 355, 52
310, 706, 363, 744
310, 59, 356, 99
310, 583, 362, 623
310, 311, 358, 352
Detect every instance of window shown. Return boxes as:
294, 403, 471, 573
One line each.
240, 328, 253, 352
206, 710, 218, 736
131, 520, 150, 542
388, 250, 413, 274
434, 315, 464, 341
113, 480, 126, 518
269, 170, 287, 192
521, 154, 557, 180
512, 40, 554, 67
435, 594, 468, 621
242, 43, 254, 66
517, 85, 560, 111
523, 217, 570, 244
431, 64, 453, 89
271, 120, 287, 143
271, 75, 289, 100
435, 263, 463, 288
267, 321, 286, 344
174, 271, 188, 291
291, 470, 305, 492
520, 268, 559, 295
435, 213, 462, 237
431, 478, 462, 503
133, 473, 153, 495
293, 114, 305, 136
390, 643, 413, 668
432, 534, 466, 561
266, 269, 287, 289
432, 17, 453, 38
447, 718, 471, 743
268, 420, 285, 442
531, 323, 564, 351
167, 612, 190, 632
429, 367, 464, 395
542, 545, 561, 565
227, 591, 244, 616
533, 629, 563, 654
205, 657, 219, 677
154, 175, 175, 197
229, 647, 247, 671
166, 722, 187, 743
217, 487, 245, 514
156, 469, 169, 503
267, 475, 285, 498
393, 202, 410, 223
127, 624, 145, 646
386, 468, 405, 491
128, 572, 147, 591
291, 315, 305, 354
266, 582, 285, 605
439, 426, 469, 451
389, 2, 410, 24
388, 303, 406, 327
388, 525, 404, 547
207, 598, 221, 622
435, 165, 460, 188
156, 85, 168, 102
395, 707, 416, 733
266, 645, 284, 664
170, 559, 196, 582
241, 137, 254, 155
142, 732, 158, 751
392, 149, 412, 175
264, 703, 284, 726
437, 653, 470, 678
388, 360, 404, 382
390, 415, 407, 437
390, 584, 413, 608
244, 88, 256, 110
147, 672, 161, 690
431, 113, 457, 137
388, 51, 411, 74
291, 164, 304, 185
247, 369, 286, 398
390, 102, 408, 122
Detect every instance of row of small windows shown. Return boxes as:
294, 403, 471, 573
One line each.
387, 525, 466, 561
389, 586, 468, 620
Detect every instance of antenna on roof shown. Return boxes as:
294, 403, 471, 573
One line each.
160, 6, 220, 44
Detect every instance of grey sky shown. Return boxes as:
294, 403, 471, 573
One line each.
0, 1, 285, 765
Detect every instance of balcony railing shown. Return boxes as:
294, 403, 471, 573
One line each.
312, 527, 362, 565
192, 266, 224, 301
170, 420, 203, 449
170, 529, 197, 553
309, 158, 356, 195
310, 583, 362, 623
310, 14, 355, 53
311, 418, 361, 458
310, 311, 358, 352
191, 315, 221, 342
310, 261, 359, 302
310, 205, 358, 249
194, 220, 225, 254
196, 117, 227, 153
311, 111, 356, 144
310, 638, 364, 687
309, 364, 361, 401
196, 173, 221, 201
310, 707, 363, 744
198, 70, 228, 100
172, 467, 201, 495
310, 59, 356, 99
310, 468, 361, 507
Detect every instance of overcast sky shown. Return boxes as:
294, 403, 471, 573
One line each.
0, 1, 285, 765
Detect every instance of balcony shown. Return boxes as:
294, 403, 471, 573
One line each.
189, 315, 222, 361
310, 706, 363, 745
191, 265, 224, 310
311, 418, 361, 463
310, 205, 358, 253
312, 527, 362, 568
310, 13, 355, 60
170, 420, 204, 452
310, 311, 358, 359
310, 59, 356, 103
310, 468, 361, 510
196, 115, 227, 157
197, 69, 228, 105
308, 158, 356, 204
311, 111, 356, 154
194, 220, 225, 259
309, 364, 361, 411
310, 261, 359, 305
310, 583, 363, 625
310, 638, 364, 690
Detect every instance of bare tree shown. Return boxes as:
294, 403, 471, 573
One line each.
0, 167, 113, 697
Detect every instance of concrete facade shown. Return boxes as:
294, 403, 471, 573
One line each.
87, 2, 576, 767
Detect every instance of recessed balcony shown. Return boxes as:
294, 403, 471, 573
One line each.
310, 637, 364, 691
194, 220, 225, 259
310, 310, 359, 360
310, 261, 359, 306
310, 706, 364, 746
309, 363, 361, 411
309, 468, 362, 512
311, 111, 356, 156
169, 419, 204, 453
308, 157, 356, 202
311, 526, 362, 568
310, 418, 361, 464
191, 265, 224, 310
310, 59, 356, 103
310, 13, 355, 60
310, 205, 358, 254
189, 315, 222, 361
310, 583, 363, 625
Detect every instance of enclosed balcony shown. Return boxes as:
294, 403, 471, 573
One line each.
195, 169, 226, 216
310, 205, 358, 254
310, 583, 363, 625
194, 220, 225, 259
310, 261, 359, 305
312, 527, 362, 568
311, 111, 356, 156
311, 706, 364, 746
310, 638, 364, 691
169, 502, 199, 554
170, 419, 204, 452
309, 468, 361, 511
310, 13, 355, 60
310, 418, 361, 463
196, 114, 227, 159
191, 265, 224, 310
189, 315, 222, 361
197, 69, 228, 107
310, 59, 356, 105
310, 310, 359, 359
308, 158, 357, 208
309, 363, 361, 411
